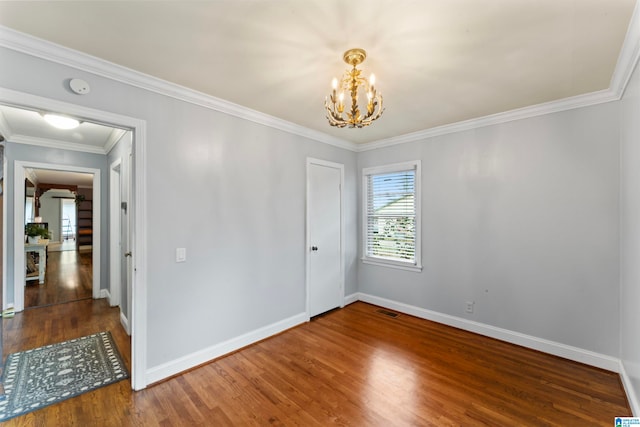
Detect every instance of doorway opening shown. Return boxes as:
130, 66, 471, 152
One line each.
0, 88, 147, 390
14, 162, 101, 311
61, 198, 76, 245
22, 168, 95, 309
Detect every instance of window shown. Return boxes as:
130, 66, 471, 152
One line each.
362, 161, 422, 271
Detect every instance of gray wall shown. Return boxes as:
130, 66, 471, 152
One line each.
39, 189, 72, 242
357, 102, 620, 357
4, 142, 109, 303
620, 58, 640, 413
142, 103, 358, 367
0, 46, 358, 370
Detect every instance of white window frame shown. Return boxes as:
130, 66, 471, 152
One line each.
362, 160, 422, 272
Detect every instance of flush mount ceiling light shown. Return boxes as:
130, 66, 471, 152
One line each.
42, 113, 80, 130
325, 48, 384, 128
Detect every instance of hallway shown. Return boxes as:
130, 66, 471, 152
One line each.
24, 249, 92, 309
1, 298, 131, 426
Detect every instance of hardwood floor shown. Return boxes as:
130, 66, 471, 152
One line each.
24, 249, 92, 308
1, 300, 631, 426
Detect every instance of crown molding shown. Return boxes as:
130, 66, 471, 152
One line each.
24, 167, 38, 185
10, 134, 106, 155
357, 89, 619, 152
103, 128, 127, 155
0, 109, 13, 142
1, 6, 639, 155
358, 1, 640, 152
0, 26, 357, 152
611, 0, 640, 98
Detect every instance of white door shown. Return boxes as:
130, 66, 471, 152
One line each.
121, 141, 133, 335
108, 134, 133, 335
307, 160, 343, 317
109, 161, 122, 307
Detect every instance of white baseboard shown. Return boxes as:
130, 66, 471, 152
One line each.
145, 312, 308, 385
100, 288, 110, 300
357, 292, 621, 372
140, 292, 623, 392
120, 311, 130, 336
620, 361, 640, 416
343, 293, 359, 306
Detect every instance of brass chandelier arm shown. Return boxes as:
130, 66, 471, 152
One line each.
324, 95, 383, 128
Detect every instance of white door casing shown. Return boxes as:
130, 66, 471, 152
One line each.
306, 158, 344, 318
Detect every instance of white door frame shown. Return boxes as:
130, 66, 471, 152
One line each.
2, 143, 7, 321
109, 159, 122, 307
305, 158, 345, 318
0, 87, 148, 391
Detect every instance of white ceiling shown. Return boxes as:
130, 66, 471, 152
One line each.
0, 104, 125, 154
0, 1, 636, 145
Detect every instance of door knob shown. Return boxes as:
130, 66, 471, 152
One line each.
311, 246, 318, 251
124, 252, 132, 257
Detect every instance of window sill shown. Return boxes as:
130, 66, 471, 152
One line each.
361, 258, 423, 272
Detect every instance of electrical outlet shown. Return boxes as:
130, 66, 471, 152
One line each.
176, 248, 186, 263
465, 301, 474, 314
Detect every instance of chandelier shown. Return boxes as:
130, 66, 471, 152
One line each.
325, 48, 384, 128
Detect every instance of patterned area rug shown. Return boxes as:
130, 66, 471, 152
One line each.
0, 331, 128, 421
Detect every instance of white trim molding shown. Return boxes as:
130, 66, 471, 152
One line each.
344, 293, 359, 306
357, 90, 619, 152
120, 311, 131, 336
0, 108, 13, 139
356, 292, 621, 372
620, 361, 640, 416
356, 2, 640, 152
9, 134, 107, 155
611, 0, 640, 99
2, 13, 640, 154
0, 25, 356, 153
145, 312, 308, 386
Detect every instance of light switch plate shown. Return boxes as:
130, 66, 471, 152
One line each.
176, 248, 186, 263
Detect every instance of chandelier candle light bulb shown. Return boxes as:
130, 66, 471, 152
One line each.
324, 48, 384, 128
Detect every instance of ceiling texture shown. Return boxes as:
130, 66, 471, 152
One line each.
0, 0, 637, 146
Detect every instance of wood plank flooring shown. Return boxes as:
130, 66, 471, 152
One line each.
24, 249, 92, 308
1, 300, 631, 426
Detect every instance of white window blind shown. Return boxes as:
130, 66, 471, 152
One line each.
363, 161, 420, 270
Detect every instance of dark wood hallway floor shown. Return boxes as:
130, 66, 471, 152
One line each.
0, 300, 631, 426
24, 249, 92, 309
